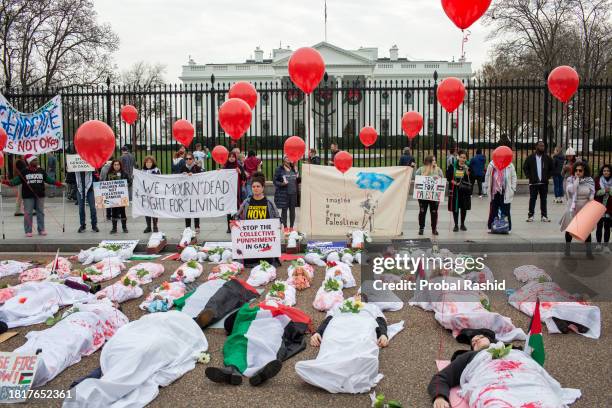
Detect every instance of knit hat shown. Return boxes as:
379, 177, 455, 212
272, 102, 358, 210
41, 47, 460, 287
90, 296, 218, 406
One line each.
24, 154, 37, 164
565, 147, 576, 156
455, 328, 497, 348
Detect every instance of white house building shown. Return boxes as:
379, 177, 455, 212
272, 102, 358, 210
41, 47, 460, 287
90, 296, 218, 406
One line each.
179, 42, 473, 146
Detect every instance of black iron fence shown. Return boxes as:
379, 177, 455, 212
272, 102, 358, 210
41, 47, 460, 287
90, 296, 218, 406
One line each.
1, 74, 611, 180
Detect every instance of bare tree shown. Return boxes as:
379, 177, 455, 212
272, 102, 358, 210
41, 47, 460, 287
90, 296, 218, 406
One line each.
0, 0, 119, 92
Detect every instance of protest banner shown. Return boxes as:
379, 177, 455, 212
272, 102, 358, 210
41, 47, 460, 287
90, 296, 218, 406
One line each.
100, 240, 139, 253
412, 175, 446, 202
231, 219, 281, 259
66, 154, 95, 172
132, 169, 238, 219
203, 242, 232, 250
0, 94, 63, 155
94, 180, 129, 209
0, 352, 39, 403
306, 241, 347, 255
299, 164, 412, 236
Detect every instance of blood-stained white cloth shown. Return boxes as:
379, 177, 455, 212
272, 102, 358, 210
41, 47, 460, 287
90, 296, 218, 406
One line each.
0, 281, 94, 328
324, 261, 356, 288
97, 281, 143, 304
246, 262, 277, 287
312, 285, 344, 312
513, 265, 551, 283
207, 262, 243, 281
295, 303, 403, 394
265, 281, 297, 307
287, 259, 314, 280
139, 281, 186, 311
509, 280, 601, 339
125, 263, 165, 285
63, 311, 208, 408
85, 258, 126, 283
459, 347, 581, 407
46, 257, 73, 277
410, 277, 526, 342
19, 267, 52, 283
14, 299, 128, 387
171, 262, 203, 283
0, 260, 31, 278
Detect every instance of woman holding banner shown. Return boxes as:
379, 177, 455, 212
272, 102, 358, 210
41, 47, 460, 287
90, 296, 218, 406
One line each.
560, 162, 595, 257
142, 156, 161, 233
180, 153, 202, 233
224, 152, 246, 233
415, 156, 444, 236
106, 160, 130, 234
446, 151, 472, 232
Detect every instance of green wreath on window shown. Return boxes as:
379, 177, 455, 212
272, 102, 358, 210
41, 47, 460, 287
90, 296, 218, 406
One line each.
344, 88, 363, 105
285, 89, 304, 106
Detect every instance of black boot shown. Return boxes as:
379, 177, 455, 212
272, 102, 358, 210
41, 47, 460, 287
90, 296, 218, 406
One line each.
121, 219, 128, 233
586, 242, 593, 259
110, 220, 118, 234
205, 366, 242, 385
249, 359, 282, 386
144, 218, 151, 234
153, 219, 159, 233
564, 243, 571, 257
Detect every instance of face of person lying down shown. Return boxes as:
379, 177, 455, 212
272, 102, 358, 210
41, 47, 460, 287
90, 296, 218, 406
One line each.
471, 335, 491, 351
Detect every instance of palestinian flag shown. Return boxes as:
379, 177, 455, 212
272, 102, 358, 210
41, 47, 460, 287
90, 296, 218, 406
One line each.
223, 301, 312, 376
524, 298, 545, 366
174, 277, 258, 328
18, 372, 33, 385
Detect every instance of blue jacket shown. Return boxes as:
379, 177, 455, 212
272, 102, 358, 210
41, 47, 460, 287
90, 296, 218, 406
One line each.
469, 154, 486, 177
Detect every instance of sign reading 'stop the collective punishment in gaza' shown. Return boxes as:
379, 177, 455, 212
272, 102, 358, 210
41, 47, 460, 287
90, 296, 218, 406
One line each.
132, 169, 238, 218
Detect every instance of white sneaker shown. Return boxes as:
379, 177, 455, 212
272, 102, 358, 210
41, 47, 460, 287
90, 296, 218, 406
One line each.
541, 216, 551, 223
526, 216, 534, 222
479, 195, 483, 199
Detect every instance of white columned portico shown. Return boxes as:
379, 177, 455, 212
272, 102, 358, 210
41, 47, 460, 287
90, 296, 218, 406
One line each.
336, 75, 343, 139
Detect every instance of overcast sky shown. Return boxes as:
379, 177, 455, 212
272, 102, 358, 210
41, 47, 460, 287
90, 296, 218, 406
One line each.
94, 0, 494, 82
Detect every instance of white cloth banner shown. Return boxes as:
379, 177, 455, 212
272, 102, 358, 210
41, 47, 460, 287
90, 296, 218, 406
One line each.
231, 219, 282, 259
413, 175, 446, 202
0, 94, 63, 155
132, 169, 238, 219
94, 180, 129, 209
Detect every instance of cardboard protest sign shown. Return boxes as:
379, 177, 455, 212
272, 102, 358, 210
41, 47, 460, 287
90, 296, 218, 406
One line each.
94, 180, 129, 209
0, 352, 39, 403
413, 175, 446, 202
66, 154, 95, 172
299, 164, 412, 236
0, 94, 63, 155
132, 169, 238, 219
231, 219, 281, 259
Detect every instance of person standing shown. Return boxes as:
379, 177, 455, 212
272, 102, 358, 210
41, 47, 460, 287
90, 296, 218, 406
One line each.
99, 160, 113, 221
551, 146, 565, 203
142, 156, 161, 233
274, 156, 299, 229
446, 150, 471, 232
328, 143, 339, 165
469, 149, 486, 198
446, 146, 458, 169
12, 158, 26, 216
224, 152, 246, 233
120, 146, 137, 181
560, 162, 595, 257
415, 156, 444, 236
171, 147, 186, 174
46, 152, 57, 198
561, 147, 583, 180
180, 153, 202, 233
2, 155, 63, 237
398, 147, 416, 168
594, 164, 612, 253
106, 160, 130, 234
193, 143, 209, 170
308, 148, 321, 165
75, 170, 98, 233
522, 140, 553, 222
484, 160, 517, 233
243, 150, 262, 198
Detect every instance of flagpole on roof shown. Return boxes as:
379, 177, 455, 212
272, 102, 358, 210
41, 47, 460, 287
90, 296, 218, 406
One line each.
324, 0, 328, 42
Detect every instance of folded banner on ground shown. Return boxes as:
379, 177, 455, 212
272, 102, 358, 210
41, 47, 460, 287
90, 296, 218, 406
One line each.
132, 169, 238, 219
299, 164, 412, 236
0, 94, 63, 155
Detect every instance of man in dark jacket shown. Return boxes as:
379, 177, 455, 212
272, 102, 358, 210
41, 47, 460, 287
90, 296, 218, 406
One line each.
398, 147, 416, 168
469, 149, 486, 198
522, 140, 554, 222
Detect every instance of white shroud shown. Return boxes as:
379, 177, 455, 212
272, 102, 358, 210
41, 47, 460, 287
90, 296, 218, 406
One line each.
63, 311, 207, 408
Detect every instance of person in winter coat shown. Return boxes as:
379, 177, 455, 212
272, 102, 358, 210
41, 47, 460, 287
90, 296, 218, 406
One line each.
99, 160, 113, 221
2, 154, 63, 237
171, 147, 186, 174
469, 149, 487, 198
560, 162, 595, 257
105, 160, 131, 234
224, 152, 247, 233
142, 156, 161, 233
446, 150, 471, 232
12, 158, 26, 215
415, 155, 444, 236
243, 150, 262, 198
594, 164, 612, 253
274, 156, 299, 229
75, 170, 99, 233
179, 153, 202, 232
522, 140, 554, 222
552, 146, 565, 203
484, 161, 517, 233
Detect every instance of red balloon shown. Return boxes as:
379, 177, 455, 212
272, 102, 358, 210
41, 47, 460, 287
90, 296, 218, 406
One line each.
334, 151, 353, 174
228, 82, 258, 110
172, 119, 195, 147
0, 152, 4, 168
492, 146, 513, 171
359, 126, 378, 148
437, 77, 466, 113
0, 127, 7, 150
211, 145, 229, 165
219, 98, 252, 141
548, 66, 579, 103
441, 0, 492, 30
74, 120, 116, 169
284, 136, 306, 162
120, 105, 138, 125
288, 47, 325, 95
401, 112, 424, 139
